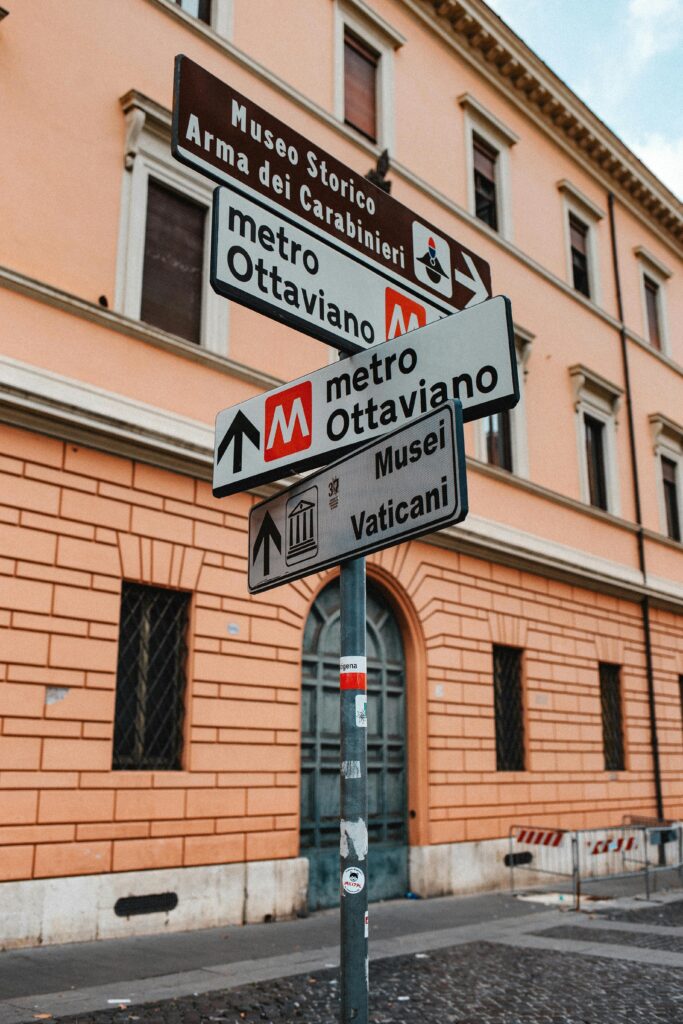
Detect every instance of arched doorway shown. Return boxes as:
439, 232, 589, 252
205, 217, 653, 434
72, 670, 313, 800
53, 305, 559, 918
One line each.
300, 577, 408, 910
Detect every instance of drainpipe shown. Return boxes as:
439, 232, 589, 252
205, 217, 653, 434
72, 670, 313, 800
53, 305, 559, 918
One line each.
607, 191, 664, 821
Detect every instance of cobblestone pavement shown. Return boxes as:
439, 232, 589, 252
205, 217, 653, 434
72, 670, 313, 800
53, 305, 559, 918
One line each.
602, 897, 683, 927
53, 940, 683, 1024
533, 923, 683, 952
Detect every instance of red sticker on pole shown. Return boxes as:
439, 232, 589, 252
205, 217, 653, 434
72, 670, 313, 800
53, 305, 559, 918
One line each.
340, 656, 367, 690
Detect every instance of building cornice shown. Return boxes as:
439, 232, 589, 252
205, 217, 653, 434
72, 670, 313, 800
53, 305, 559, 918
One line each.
415, 0, 682, 246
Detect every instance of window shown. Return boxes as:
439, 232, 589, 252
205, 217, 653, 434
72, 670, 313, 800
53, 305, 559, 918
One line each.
334, 1, 404, 152
116, 91, 228, 354
570, 365, 622, 514
171, 0, 211, 23
473, 135, 498, 230
493, 645, 524, 772
163, 0, 232, 37
649, 414, 683, 541
484, 410, 512, 470
569, 214, 590, 297
644, 276, 662, 351
460, 94, 518, 240
344, 30, 379, 141
662, 457, 681, 542
140, 180, 205, 344
599, 662, 624, 772
477, 330, 532, 476
113, 583, 190, 771
584, 414, 608, 511
558, 180, 604, 304
635, 247, 672, 355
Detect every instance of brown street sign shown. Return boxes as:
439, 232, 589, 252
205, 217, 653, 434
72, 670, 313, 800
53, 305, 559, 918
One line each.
172, 55, 492, 352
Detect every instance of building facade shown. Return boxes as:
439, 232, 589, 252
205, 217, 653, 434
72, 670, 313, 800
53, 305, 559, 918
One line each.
0, 0, 681, 947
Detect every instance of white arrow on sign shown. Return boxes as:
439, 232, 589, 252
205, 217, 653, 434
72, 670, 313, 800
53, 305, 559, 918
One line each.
213, 295, 518, 499
455, 252, 489, 308
248, 401, 468, 594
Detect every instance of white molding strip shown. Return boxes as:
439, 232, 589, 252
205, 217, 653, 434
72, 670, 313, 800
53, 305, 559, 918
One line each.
0, 354, 213, 478
0, 265, 282, 392
1, 356, 681, 610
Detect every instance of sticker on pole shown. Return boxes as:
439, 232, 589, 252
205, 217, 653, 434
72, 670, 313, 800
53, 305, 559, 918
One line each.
355, 695, 367, 728
342, 866, 366, 895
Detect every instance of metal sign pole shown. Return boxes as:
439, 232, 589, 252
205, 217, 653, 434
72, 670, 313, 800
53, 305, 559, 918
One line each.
339, 555, 368, 1024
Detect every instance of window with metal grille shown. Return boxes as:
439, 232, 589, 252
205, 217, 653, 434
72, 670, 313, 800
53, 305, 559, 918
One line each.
113, 583, 190, 771
140, 179, 205, 345
171, 0, 211, 24
485, 410, 513, 470
473, 135, 498, 230
599, 662, 624, 771
662, 456, 681, 541
584, 413, 608, 510
644, 276, 662, 350
493, 645, 524, 771
344, 30, 379, 141
569, 214, 590, 297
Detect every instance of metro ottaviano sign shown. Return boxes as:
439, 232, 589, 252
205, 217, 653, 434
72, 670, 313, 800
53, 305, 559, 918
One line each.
212, 297, 518, 498
172, 55, 492, 353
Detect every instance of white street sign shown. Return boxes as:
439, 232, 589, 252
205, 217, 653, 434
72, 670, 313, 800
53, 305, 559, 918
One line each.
248, 402, 467, 593
213, 295, 517, 498
211, 187, 450, 352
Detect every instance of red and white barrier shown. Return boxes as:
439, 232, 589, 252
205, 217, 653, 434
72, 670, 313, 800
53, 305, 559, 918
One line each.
588, 836, 636, 855
515, 828, 564, 847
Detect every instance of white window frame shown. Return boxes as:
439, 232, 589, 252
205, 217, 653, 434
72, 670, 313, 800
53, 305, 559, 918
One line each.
155, 0, 233, 40
570, 365, 623, 515
115, 91, 228, 356
334, 0, 405, 152
635, 246, 672, 355
649, 414, 683, 541
476, 327, 532, 477
558, 180, 604, 306
459, 93, 518, 241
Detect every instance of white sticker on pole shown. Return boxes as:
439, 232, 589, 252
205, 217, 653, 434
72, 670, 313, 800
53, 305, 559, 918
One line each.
355, 694, 367, 728
364, 911, 369, 938
342, 866, 366, 894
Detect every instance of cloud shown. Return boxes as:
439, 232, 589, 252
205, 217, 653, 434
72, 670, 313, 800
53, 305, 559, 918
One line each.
626, 0, 683, 64
630, 132, 683, 198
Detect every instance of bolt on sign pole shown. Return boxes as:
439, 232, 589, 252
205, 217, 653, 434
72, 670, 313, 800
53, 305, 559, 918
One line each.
339, 555, 368, 1024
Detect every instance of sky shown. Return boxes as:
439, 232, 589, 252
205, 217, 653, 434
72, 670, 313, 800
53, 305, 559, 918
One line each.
484, 0, 683, 199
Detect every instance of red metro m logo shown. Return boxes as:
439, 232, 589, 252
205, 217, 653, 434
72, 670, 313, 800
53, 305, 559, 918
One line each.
385, 287, 427, 340
264, 381, 313, 462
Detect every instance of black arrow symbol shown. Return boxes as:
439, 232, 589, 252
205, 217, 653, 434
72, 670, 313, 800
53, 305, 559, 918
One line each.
252, 512, 281, 577
217, 411, 260, 473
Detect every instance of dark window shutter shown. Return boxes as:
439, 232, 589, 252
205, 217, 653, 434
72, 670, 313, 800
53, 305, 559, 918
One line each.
493, 645, 524, 771
584, 414, 608, 510
473, 135, 498, 230
113, 583, 190, 771
140, 179, 205, 344
599, 663, 625, 771
344, 30, 378, 141
174, 0, 211, 24
569, 214, 590, 297
485, 410, 513, 470
644, 276, 661, 350
662, 457, 681, 541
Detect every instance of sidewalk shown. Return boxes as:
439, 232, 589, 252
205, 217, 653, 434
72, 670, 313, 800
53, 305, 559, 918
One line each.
2, 883, 683, 1023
